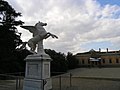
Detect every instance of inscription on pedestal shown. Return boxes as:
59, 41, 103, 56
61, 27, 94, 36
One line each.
27, 64, 38, 76
44, 64, 49, 78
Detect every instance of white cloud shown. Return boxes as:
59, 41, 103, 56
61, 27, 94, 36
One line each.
7, 0, 120, 54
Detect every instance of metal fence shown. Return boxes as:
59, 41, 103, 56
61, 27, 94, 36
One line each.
52, 73, 120, 90
0, 72, 24, 90
0, 72, 120, 90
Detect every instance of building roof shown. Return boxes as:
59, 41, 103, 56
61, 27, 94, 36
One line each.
76, 49, 120, 56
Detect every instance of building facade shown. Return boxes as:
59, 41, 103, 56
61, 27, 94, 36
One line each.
75, 49, 120, 67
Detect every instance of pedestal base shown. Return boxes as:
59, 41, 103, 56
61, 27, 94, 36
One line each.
23, 53, 52, 90
23, 79, 42, 90
23, 78, 52, 90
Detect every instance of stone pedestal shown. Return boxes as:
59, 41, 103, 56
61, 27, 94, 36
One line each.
23, 54, 52, 90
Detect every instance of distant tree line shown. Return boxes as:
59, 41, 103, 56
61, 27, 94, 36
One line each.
0, 0, 79, 75
45, 49, 79, 75
67, 52, 79, 69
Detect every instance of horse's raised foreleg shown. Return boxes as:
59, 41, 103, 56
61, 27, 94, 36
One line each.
45, 32, 58, 39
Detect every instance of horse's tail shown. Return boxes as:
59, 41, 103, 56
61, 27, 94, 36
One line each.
19, 42, 28, 50
27, 39, 36, 51
19, 41, 36, 54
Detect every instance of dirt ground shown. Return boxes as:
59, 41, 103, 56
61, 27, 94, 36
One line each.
52, 68, 120, 90
1, 68, 120, 90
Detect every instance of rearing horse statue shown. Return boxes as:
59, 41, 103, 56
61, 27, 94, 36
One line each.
20, 21, 58, 54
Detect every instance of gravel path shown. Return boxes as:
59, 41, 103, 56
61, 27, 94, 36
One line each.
68, 68, 120, 78
52, 68, 120, 90
1, 68, 120, 90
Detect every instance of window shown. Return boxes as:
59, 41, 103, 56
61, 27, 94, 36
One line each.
102, 59, 105, 63
109, 59, 112, 63
116, 59, 119, 63
82, 60, 84, 64
88, 59, 90, 64
95, 61, 97, 65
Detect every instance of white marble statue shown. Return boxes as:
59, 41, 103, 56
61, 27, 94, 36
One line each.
20, 21, 58, 54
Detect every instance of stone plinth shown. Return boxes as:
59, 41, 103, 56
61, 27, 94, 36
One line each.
23, 54, 52, 90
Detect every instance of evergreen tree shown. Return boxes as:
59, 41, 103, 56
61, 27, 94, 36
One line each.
45, 49, 68, 74
67, 52, 79, 69
0, 0, 24, 57
0, 0, 24, 73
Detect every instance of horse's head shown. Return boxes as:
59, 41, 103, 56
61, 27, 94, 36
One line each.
35, 21, 47, 27
35, 21, 47, 36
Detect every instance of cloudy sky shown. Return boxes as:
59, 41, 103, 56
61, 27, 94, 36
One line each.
7, 0, 120, 54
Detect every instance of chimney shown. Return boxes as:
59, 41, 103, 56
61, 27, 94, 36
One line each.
99, 48, 101, 52
106, 48, 108, 52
